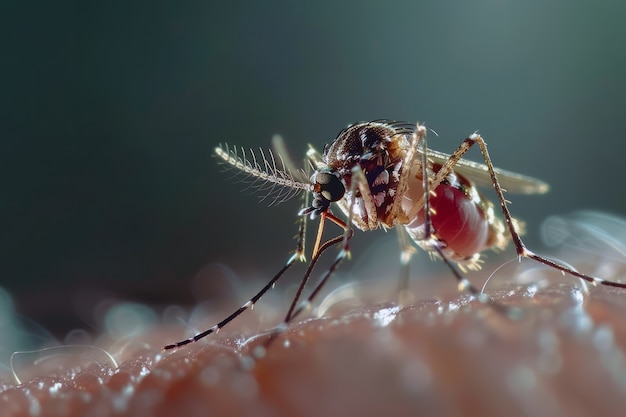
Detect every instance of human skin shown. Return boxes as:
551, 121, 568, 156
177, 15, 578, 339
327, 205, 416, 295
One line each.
1, 252, 626, 417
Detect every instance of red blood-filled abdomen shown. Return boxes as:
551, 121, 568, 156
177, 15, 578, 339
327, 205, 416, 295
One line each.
429, 184, 489, 260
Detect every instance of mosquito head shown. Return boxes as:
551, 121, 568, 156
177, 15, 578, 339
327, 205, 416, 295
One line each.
299, 168, 345, 218
313, 170, 345, 202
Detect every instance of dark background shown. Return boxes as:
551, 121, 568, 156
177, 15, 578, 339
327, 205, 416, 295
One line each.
2, 1, 626, 337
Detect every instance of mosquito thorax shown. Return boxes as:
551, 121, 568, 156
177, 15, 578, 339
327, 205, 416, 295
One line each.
322, 121, 414, 229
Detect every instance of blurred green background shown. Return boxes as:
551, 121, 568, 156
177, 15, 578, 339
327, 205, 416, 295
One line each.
1, 1, 625, 336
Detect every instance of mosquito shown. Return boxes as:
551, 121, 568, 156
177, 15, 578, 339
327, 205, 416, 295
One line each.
164, 120, 625, 350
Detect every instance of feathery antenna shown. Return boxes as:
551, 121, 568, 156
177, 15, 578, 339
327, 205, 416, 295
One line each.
215, 144, 314, 206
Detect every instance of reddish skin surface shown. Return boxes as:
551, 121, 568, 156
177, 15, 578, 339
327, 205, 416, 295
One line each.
1, 269, 626, 417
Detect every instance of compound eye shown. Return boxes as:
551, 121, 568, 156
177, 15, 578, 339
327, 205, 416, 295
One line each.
315, 171, 345, 202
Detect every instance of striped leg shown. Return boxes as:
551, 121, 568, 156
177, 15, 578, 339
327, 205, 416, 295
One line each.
163, 202, 310, 350
462, 133, 626, 290
416, 127, 499, 308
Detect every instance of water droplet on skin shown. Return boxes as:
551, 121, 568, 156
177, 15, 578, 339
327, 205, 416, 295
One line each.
372, 306, 399, 327
10, 345, 118, 385
64, 329, 92, 346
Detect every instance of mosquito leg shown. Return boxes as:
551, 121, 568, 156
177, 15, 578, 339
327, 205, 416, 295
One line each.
163, 253, 300, 350
263, 167, 362, 346
281, 180, 349, 325
254, 215, 348, 352
463, 134, 626, 290
253, 232, 348, 351
428, 132, 626, 290
394, 124, 428, 303
285, 228, 348, 323
391, 123, 427, 222
163, 201, 310, 350
416, 126, 514, 312
282, 212, 350, 326
294, 185, 309, 261
283, 217, 328, 324
395, 227, 417, 306
287, 228, 354, 323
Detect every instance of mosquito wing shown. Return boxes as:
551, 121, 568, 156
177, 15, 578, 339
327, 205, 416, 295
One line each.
271, 134, 311, 183
305, 141, 548, 195
423, 148, 550, 195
